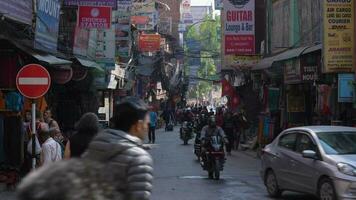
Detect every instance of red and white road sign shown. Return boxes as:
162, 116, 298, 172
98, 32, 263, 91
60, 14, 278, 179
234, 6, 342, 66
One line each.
16, 64, 51, 99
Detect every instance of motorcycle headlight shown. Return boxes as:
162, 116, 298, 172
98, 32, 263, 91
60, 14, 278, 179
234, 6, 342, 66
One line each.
337, 163, 356, 176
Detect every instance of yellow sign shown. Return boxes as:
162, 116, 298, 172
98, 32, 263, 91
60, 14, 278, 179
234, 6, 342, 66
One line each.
224, 55, 261, 70
323, 0, 355, 73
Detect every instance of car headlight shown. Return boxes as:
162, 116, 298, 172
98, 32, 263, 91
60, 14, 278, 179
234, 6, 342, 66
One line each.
337, 163, 356, 176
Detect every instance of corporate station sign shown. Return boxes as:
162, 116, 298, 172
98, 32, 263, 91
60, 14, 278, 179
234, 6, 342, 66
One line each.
223, 0, 255, 55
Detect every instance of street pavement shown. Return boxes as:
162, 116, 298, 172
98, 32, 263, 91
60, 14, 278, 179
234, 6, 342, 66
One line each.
0, 127, 318, 200
148, 127, 317, 200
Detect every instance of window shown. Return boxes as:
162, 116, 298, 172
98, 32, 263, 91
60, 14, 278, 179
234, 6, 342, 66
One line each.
278, 133, 297, 151
296, 134, 316, 153
317, 132, 356, 155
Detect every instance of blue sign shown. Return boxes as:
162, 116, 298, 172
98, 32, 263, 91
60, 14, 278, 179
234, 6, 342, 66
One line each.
338, 74, 354, 103
34, 0, 61, 53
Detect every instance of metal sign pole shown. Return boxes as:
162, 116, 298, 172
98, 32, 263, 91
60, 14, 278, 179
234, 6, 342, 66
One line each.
31, 101, 36, 169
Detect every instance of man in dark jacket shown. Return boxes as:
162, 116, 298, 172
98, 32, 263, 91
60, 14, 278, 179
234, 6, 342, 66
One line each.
17, 97, 154, 200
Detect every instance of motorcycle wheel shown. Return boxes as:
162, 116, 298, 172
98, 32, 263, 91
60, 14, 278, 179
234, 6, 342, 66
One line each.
214, 160, 220, 180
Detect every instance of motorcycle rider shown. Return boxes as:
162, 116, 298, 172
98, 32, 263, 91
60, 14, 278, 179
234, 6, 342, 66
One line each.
200, 116, 228, 172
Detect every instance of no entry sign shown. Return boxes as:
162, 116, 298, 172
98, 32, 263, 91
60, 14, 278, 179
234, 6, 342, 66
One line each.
16, 64, 51, 99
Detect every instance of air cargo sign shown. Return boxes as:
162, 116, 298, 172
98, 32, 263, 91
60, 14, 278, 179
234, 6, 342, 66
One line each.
223, 0, 255, 55
323, 0, 354, 73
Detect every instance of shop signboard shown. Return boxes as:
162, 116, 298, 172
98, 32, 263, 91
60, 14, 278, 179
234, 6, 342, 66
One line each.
134, 11, 158, 30
131, 16, 149, 25
182, 12, 194, 25
284, 59, 301, 84
132, 0, 155, 12
34, 0, 61, 53
115, 11, 131, 57
117, 0, 132, 11
158, 17, 172, 35
223, 0, 255, 55
139, 34, 161, 52
301, 65, 318, 82
338, 73, 354, 103
65, 0, 116, 9
225, 55, 261, 69
323, 0, 354, 73
178, 23, 186, 32
215, 0, 223, 10
73, 27, 89, 56
78, 6, 112, 29
0, 0, 32, 25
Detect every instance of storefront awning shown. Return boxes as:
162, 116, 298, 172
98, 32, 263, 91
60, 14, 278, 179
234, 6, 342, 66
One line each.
76, 57, 104, 71
252, 56, 276, 71
273, 46, 309, 62
32, 54, 72, 65
301, 44, 322, 55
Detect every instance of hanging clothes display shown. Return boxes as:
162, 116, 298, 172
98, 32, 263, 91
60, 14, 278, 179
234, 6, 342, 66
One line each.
5, 92, 24, 112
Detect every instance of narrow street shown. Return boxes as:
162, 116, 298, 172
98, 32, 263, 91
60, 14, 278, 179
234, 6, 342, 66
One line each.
149, 127, 317, 200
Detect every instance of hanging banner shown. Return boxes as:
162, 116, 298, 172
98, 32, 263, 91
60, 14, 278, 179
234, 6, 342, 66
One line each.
34, 0, 61, 53
73, 27, 89, 56
78, 6, 112, 29
65, 0, 116, 9
139, 34, 161, 52
0, 0, 32, 25
323, 0, 354, 73
223, 0, 255, 55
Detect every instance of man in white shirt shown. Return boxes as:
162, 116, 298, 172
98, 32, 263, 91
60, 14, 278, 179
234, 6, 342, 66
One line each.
38, 129, 62, 166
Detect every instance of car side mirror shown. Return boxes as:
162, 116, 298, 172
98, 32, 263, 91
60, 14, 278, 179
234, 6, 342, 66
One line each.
302, 150, 317, 159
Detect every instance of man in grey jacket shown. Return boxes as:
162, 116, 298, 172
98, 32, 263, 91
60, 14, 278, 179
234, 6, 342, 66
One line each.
17, 97, 154, 200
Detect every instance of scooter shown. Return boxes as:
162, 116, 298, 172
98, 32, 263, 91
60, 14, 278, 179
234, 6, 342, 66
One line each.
180, 121, 193, 145
201, 135, 225, 180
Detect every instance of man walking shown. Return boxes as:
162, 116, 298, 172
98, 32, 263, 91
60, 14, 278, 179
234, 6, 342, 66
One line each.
149, 109, 157, 143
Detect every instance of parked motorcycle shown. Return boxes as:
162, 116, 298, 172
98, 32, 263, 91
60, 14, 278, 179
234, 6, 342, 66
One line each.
201, 135, 225, 180
180, 121, 193, 145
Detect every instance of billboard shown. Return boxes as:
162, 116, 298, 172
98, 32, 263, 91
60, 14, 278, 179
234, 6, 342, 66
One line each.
223, 0, 255, 55
117, 0, 132, 11
0, 0, 32, 24
323, 0, 354, 73
115, 11, 131, 58
139, 34, 161, 52
34, 0, 61, 53
65, 0, 116, 9
78, 6, 112, 29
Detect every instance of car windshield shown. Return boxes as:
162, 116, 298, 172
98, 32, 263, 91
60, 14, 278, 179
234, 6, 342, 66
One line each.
316, 132, 356, 155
